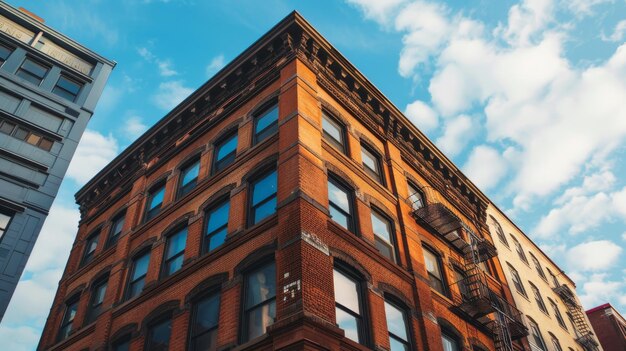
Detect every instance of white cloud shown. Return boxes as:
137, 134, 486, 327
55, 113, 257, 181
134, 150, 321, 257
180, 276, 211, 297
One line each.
463, 145, 508, 191
435, 114, 475, 157
346, 0, 408, 25
602, 20, 626, 42
206, 54, 226, 77
576, 273, 625, 309
0, 325, 42, 351
566, 240, 622, 271
66, 130, 119, 185
153, 81, 194, 110
566, 0, 614, 17
404, 100, 438, 132
157, 60, 178, 77
555, 170, 616, 205
122, 116, 148, 140
498, 0, 554, 46
622, 232, 626, 241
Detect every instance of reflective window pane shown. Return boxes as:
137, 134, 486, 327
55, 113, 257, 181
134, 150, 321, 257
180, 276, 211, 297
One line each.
442, 333, 458, 351
166, 228, 187, 258
182, 161, 200, 187
207, 201, 229, 234
329, 207, 349, 229
384, 301, 408, 341
255, 105, 278, 136
147, 319, 171, 351
336, 307, 360, 343
208, 228, 227, 251
132, 253, 150, 280
252, 171, 277, 206
328, 181, 350, 211
371, 211, 392, 243
390, 337, 409, 351
253, 197, 277, 224
246, 263, 276, 307
333, 269, 360, 314
216, 134, 237, 161
246, 300, 276, 340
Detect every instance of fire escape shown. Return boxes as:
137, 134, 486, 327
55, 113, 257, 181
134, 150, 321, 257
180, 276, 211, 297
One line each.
553, 284, 599, 351
412, 201, 528, 351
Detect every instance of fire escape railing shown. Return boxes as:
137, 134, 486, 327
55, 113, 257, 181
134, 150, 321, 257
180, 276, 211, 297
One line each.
553, 284, 599, 351
411, 197, 527, 351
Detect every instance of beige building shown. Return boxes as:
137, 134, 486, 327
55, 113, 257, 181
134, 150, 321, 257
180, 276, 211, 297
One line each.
487, 204, 602, 351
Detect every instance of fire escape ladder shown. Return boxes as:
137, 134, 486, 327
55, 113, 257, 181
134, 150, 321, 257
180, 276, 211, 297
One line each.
412, 202, 471, 253
492, 310, 514, 351
553, 285, 599, 351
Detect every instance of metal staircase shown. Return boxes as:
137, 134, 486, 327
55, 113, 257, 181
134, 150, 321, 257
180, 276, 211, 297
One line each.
553, 284, 599, 351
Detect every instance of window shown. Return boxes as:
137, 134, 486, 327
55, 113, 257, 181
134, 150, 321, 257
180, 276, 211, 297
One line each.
179, 159, 200, 198
322, 112, 347, 153
111, 335, 131, 351
549, 298, 567, 329
407, 182, 425, 210
253, 103, 278, 144
328, 176, 356, 232
547, 268, 560, 288
334, 267, 367, 345
52, 75, 82, 102
511, 235, 528, 264
213, 132, 237, 173
127, 251, 150, 299
82, 230, 100, 265
489, 215, 509, 246
107, 212, 125, 247
528, 318, 547, 351
422, 246, 447, 295
0, 118, 55, 151
0, 210, 12, 241
385, 300, 411, 351
507, 264, 527, 296
371, 209, 396, 262
361, 143, 384, 184
243, 261, 276, 341
145, 183, 165, 221
530, 283, 548, 313
550, 335, 563, 351
441, 330, 460, 351
453, 267, 470, 300
16, 58, 49, 86
530, 253, 547, 280
0, 43, 12, 64
146, 318, 172, 351
190, 293, 220, 351
205, 199, 229, 253
87, 277, 107, 323
58, 296, 79, 341
163, 227, 187, 277
249, 169, 277, 225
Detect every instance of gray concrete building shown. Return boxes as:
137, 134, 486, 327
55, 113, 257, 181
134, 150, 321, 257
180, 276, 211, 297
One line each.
0, 3, 115, 319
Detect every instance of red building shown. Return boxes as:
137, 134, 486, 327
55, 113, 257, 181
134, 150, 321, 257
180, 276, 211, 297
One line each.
586, 304, 626, 351
39, 12, 528, 351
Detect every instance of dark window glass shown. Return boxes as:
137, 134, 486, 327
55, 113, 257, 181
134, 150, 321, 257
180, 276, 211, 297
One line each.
528, 319, 547, 351
52, 75, 82, 102
322, 113, 347, 153
407, 182, 424, 210
511, 236, 528, 263
423, 247, 446, 295
385, 300, 411, 351
254, 104, 278, 144
361, 144, 383, 183
243, 261, 276, 341
0, 43, 12, 64
547, 268, 560, 288
442, 331, 460, 351
147, 318, 172, 351
328, 176, 355, 232
112, 335, 131, 351
128, 252, 150, 299
508, 264, 527, 296
530, 254, 547, 280
58, 298, 79, 341
163, 227, 187, 277
190, 293, 220, 351
334, 268, 366, 345
107, 213, 125, 247
146, 184, 165, 221
371, 209, 395, 261
82, 230, 100, 265
16, 58, 49, 86
551, 335, 563, 351
39, 138, 54, 151
213, 133, 237, 173
549, 299, 567, 329
87, 278, 107, 323
205, 200, 229, 253
0, 120, 16, 134
0, 210, 12, 240
530, 283, 548, 313
249, 170, 277, 225
179, 160, 200, 198
489, 216, 509, 246
13, 127, 28, 140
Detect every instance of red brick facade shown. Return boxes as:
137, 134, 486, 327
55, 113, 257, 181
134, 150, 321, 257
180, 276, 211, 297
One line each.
39, 13, 527, 351
586, 304, 626, 351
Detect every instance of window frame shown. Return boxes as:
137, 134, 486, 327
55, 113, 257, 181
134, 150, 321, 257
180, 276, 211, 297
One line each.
86, 276, 108, 324
0, 209, 13, 241
81, 229, 100, 266
145, 316, 172, 351
189, 290, 221, 351
370, 207, 397, 262
333, 264, 370, 346
161, 226, 188, 278
16, 57, 50, 86
322, 112, 348, 154
145, 182, 166, 222
52, 74, 83, 102
111, 334, 131, 351
212, 131, 238, 175
530, 253, 547, 281
384, 297, 412, 351
441, 329, 461, 351
327, 174, 357, 233
422, 246, 448, 296
178, 158, 201, 199
360, 142, 385, 185
407, 181, 425, 211
548, 298, 568, 330
0, 42, 13, 65
507, 263, 527, 296
106, 211, 126, 248
126, 250, 151, 300
252, 101, 278, 145
530, 282, 548, 314
489, 215, 509, 247
247, 168, 278, 227
204, 198, 230, 254
528, 318, 547, 351
511, 235, 529, 264
241, 260, 277, 343
57, 295, 80, 341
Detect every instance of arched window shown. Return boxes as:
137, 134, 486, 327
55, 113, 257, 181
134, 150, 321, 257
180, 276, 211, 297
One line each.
252, 100, 278, 144
106, 210, 126, 247
441, 328, 461, 351
213, 131, 238, 174
146, 316, 172, 350
178, 157, 201, 198
384, 298, 412, 351
322, 111, 348, 154
529, 282, 548, 313
57, 294, 80, 341
126, 250, 150, 300
145, 182, 166, 221
407, 181, 425, 210
489, 215, 508, 246
510, 235, 528, 264
422, 246, 447, 296
162, 226, 188, 277
527, 317, 547, 351
507, 263, 527, 296
242, 260, 276, 341
530, 252, 547, 280
204, 198, 230, 253
328, 174, 356, 233
248, 168, 277, 226
86, 274, 108, 323
333, 263, 369, 346
81, 228, 101, 266
189, 292, 221, 350
371, 208, 397, 262
360, 142, 384, 185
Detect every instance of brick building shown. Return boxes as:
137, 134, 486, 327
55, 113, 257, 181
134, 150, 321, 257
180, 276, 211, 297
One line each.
586, 304, 626, 351
0, 3, 114, 319
39, 12, 528, 351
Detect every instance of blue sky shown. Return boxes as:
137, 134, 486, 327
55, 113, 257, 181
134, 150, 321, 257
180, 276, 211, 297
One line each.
1, 0, 625, 349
